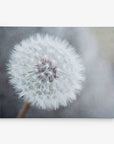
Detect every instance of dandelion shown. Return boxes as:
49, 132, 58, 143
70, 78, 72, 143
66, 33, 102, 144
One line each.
7, 34, 85, 117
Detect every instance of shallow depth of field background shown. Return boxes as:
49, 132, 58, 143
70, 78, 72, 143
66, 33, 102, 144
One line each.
0, 27, 114, 118
91, 28, 114, 63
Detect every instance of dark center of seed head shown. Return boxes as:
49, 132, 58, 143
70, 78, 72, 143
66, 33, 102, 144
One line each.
36, 59, 57, 82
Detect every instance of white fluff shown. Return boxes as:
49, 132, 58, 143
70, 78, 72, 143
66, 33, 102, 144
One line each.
7, 34, 85, 110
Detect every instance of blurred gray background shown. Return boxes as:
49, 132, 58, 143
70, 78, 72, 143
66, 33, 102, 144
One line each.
0, 27, 114, 118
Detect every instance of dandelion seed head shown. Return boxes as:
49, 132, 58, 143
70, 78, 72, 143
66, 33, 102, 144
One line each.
7, 34, 85, 110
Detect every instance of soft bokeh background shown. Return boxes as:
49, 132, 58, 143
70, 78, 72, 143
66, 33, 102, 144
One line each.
0, 27, 114, 118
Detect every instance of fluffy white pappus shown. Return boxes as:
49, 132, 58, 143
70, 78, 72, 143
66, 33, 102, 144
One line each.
7, 34, 85, 110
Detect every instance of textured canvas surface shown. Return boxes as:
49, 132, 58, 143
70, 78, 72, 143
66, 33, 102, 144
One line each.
0, 27, 114, 118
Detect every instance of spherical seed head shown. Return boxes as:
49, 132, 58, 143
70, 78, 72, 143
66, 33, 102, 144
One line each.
7, 34, 85, 110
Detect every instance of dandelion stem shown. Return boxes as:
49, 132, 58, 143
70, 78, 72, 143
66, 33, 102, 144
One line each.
17, 102, 31, 118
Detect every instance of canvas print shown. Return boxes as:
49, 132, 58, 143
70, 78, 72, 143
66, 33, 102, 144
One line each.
0, 27, 114, 118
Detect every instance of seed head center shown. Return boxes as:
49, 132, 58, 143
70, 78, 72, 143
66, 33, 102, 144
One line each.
36, 59, 57, 82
